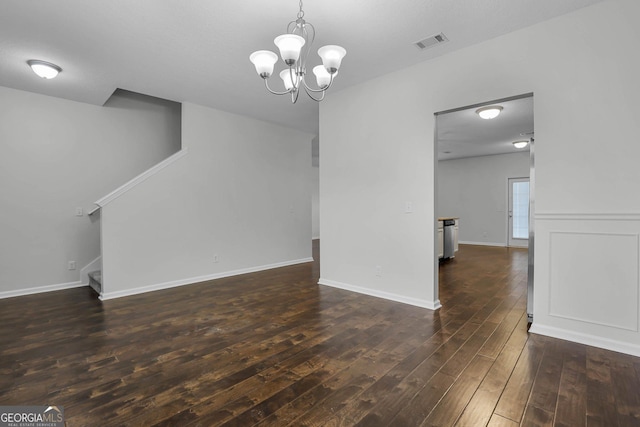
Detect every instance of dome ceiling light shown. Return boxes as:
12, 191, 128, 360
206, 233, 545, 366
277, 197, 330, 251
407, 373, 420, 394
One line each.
513, 140, 529, 149
27, 60, 62, 79
476, 105, 503, 120
249, 0, 346, 103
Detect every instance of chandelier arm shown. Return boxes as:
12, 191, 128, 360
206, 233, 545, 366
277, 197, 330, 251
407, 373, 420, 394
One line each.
264, 78, 292, 96
304, 22, 315, 46
300, 22, 316, 74
289, 67, 301, 91
301, 72, 334, 93
287, 20, 297, 34
291, 88, 301, 104
302, 84, 326, 102
303, 22, 316, 59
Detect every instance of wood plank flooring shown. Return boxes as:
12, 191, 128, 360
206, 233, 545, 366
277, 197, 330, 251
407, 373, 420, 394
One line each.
1, 242, 640, 426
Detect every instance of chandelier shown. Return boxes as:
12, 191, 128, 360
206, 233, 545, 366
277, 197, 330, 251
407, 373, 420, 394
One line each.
249, 0, 346, 103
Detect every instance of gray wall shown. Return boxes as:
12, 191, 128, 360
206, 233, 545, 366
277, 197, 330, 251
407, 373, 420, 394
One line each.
437, 152, 529, 246
319, 0, 640, 355
0, 87, 181, 295
100, 103, 313, 298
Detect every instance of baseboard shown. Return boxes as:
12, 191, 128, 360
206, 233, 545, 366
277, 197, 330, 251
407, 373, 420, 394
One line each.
529, 323, 640, 357
0, 281, 86, 299
318, 278, 441, 311
100, 257, 314, 301
459, 241, 506, 247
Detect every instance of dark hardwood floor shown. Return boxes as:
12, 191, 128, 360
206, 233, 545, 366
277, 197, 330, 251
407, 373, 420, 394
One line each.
2, 242, 640, 426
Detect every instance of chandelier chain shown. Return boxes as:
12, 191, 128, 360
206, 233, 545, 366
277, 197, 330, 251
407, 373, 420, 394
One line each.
297, 0, 304, 19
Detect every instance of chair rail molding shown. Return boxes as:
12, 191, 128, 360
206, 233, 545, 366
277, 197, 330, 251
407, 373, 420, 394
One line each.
536, 212, 640, 221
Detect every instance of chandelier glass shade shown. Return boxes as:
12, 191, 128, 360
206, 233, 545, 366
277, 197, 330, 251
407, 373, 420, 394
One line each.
249, 1, 346, 103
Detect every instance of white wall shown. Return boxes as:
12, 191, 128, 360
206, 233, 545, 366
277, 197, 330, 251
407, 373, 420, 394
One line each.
100, 103, 313, 299
438, 152, 530, 246
0, 87, 181, 296
320, 0, 640, 355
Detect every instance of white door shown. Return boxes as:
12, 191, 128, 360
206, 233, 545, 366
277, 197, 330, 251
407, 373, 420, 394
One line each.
508, 178, 529, 247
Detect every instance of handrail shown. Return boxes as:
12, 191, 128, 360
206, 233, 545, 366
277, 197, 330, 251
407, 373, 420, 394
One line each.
94, 148, 188, 208
88, 205, 101, 216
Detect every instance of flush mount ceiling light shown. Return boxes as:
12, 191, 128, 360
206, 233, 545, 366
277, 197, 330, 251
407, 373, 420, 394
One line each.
513, 140, 529, 149
476, 105, 503, 120
27, 60, 62, 79
249, 0, 346, 103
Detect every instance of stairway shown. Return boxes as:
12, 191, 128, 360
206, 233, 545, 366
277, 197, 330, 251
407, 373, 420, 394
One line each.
88, 270, 102, 295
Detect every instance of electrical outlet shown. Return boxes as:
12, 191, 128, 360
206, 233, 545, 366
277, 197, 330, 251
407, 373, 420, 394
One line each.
405, 201, 413, 213
375, 265, 382, 277
213, 254, 219, 263
68, 261, 76, 270
75, 207, 83, 217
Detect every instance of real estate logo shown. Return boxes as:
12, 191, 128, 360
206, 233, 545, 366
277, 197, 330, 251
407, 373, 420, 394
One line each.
0, 406, 64, 427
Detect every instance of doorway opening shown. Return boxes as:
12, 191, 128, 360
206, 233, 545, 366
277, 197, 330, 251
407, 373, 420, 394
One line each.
434, 93, 535, 321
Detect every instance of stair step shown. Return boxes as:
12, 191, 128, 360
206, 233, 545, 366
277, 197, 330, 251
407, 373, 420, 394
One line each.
88, 270, 102, 295
88, 270, 102, 284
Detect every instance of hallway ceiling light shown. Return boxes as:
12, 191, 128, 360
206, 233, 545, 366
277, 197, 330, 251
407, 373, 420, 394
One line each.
27, 60, 62, 79
249, 0, 346, 103
513, 140, 529, 149
476, 105, 503, 119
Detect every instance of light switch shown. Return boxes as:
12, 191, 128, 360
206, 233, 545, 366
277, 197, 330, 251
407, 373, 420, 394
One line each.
75, 207, 84, 217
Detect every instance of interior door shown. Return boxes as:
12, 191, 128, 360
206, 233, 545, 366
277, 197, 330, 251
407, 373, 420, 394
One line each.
508, 177, 529, 247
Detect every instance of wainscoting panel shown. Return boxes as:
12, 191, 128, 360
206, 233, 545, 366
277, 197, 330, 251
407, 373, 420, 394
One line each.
531, 213, 640, 356
548, 231, 638, 331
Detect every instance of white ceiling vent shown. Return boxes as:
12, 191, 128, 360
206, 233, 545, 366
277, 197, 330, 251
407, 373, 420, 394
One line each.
414, 33, 449, 50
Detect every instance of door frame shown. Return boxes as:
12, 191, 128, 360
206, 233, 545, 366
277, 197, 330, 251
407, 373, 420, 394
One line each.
433, 93, 535, 321
527, 137, 535, 323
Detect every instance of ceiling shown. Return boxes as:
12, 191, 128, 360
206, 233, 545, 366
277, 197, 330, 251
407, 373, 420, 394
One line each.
437, 96, 534, 161
0, 0, 602, 134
